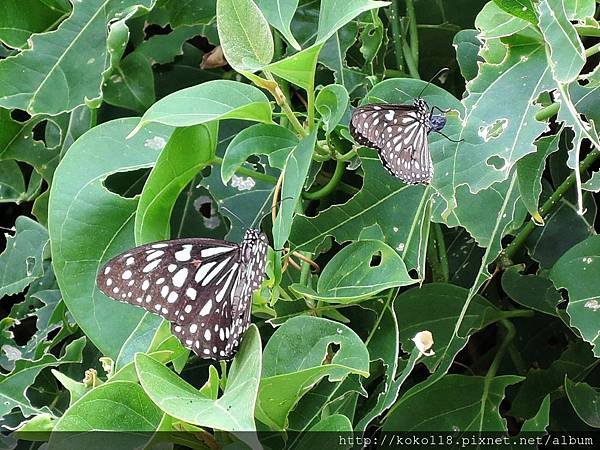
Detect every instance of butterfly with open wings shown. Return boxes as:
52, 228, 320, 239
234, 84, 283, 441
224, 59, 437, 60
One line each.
96, 229, 269, 361
350, 97, 447, 185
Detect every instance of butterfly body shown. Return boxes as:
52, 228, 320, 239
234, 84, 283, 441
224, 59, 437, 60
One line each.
96, 229, 269, 360
350, 98, 445, 184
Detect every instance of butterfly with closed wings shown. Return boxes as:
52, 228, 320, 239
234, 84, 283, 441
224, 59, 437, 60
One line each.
350, 97, 446, 185
96, 228, 269, 361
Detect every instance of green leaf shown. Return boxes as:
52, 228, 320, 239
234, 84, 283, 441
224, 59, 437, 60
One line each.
154, 0, 216, 27
475, 2, 529, 39
537, 0, 585, 84
583, 171, 600, 192
290, 149, 431, 275
453, 30, 482, 83
565, 378, 600, 428
315, 0, 389, 44
290, 240, 416, 303
0, 337, 84, 420
0, 160, 25, 203
103, 52, 155, 113
135, 25, 205, 65
435, 37, 554, 218
564, 0, 596, 20
49, 118, 173, 359
0, 0, 155, 115
216, 0, 274, 72
521, 394, 551, 432
319, 24, 365, 94
132, 80, 272, 131
516, 133, 561, 217
221, 124, 297, 184
265, 43, 323, 91
255, 0, 301, 51
492, 0, 536, 24
49, 381, 164, 449
510, 342, 596, 418
136, 325, 262, 447
396, 283, 503, 372
0, 0, 69, 49
0, 216, 48, 299
315, 84, 349, 134
501, 265, 561, 316
273, 129, 317, 250
136, 124, 218, 244
51, 369, 88, 406
383, 374, 524, 431
550, 235, 600, 357
294, 415, 352, 448
257, 316, 369, 430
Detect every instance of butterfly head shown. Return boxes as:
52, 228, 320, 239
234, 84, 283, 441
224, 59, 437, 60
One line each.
241, 228, 269, 263
430, 114, 446, 132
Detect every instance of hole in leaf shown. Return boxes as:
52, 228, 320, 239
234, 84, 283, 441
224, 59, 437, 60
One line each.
103, 168, 151, 198
369, 251, 382, 267
486, 155, 506, 170
323, 342, 340, 365
10, 109, 30, 123
193, 195, 220, 230
478, 118, 508, 142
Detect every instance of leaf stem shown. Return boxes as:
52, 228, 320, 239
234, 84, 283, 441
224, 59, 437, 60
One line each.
428, 222, 449, 282
585, 42, 600, 57
485, 319, 515, 380
263, 71, 307, 137
211, 156, 278, 184
402, 40, 421, 79
406, 0, 419, 65
504, 149, 600, 262
303, 160, 345, 200
388, 0, 405, 71
426, 227, 446, 283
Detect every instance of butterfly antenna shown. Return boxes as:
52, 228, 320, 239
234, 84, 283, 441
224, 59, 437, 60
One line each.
219, 204, 249, 230
417, 68, 450, 98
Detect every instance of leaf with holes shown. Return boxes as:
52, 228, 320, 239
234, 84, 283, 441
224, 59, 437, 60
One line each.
550, 235, 600, 357
291, 240, 416, 303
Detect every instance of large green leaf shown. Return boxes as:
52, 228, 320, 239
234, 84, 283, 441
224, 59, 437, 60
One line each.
492, 0, 536, 24
565, 378, 600, 428
0, 0, 155, 115
315, 0, 389, 44
0, 337, 84, 420
537, 0, 585, 84
136, 325, 262, 447
273, 129, 317, 250
132, 80, 272, 131
256, 316, 369, 430
435, 37, 554, 218
475, 2, 529, 39
0, 216, 48, 299
49, 118, 173, 359
255, 0, 301, 50
291, 240, 416, 303
216, 0, 273, 72
383, 374, 523, 431
103, 52, 155, 114
135, 124, 218, 243
550, 235, 600, 357
501, 265, 561, 316
49, 381, 165, 450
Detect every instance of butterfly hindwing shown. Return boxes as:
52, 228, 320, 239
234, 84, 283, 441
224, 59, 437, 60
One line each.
350, 100, 434, 184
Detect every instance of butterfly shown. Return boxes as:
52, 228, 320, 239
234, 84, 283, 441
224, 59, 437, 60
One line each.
96, 229, 269, 360
349, 97, 446, 185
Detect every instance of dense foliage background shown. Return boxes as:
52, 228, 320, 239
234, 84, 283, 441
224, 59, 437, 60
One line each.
0, 0, 599, 448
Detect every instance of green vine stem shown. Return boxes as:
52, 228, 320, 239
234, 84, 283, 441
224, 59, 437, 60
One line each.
211, 156, 278, 184
303, 160, 346, 200
427, 222, 449, 282
535, 102, 560, 121
585, 42, 600, 57
406, 0, 419, 66
263, 71, 307, 137
504, 149, 600, 263
388, 0, 405, 72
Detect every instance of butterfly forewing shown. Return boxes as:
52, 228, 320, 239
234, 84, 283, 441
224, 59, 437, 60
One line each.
350, 100, 434, 184
96, 232, 267, 360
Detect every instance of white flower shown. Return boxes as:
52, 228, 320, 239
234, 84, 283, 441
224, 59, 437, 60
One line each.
412, 330, 435, 356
